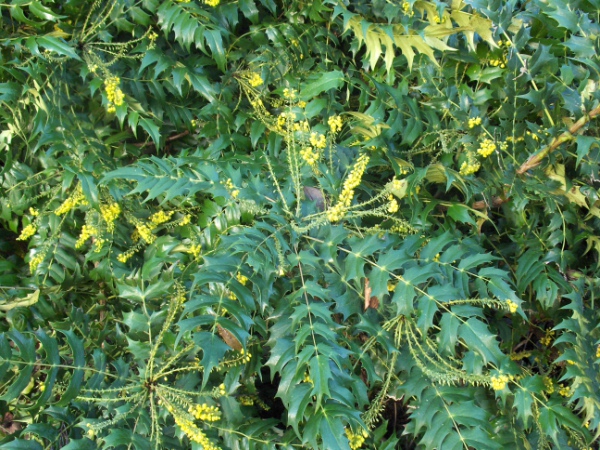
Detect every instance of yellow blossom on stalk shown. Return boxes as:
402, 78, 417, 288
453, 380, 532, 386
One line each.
543, 377, 555, 394
477, 138, 496, 158
29, 250, 47, 272
293, 120, 310, 132
387, 194, 399, 213
136, 223, 155, 244
506, 299, 518, 313
179, 214, 191, 226
327, 154, 370, 222
149, 210, 174, 227
490, 374, 510, 391
188, 243, 201, 258
596, 345, 600, 358
76, 224, 97, 248
283, 88, 297, 100
17, 224, 37, 241
218, 383, 226, 396
204, 0, 220, 6
468, 117, 482, 128
224, 178, 239, 199
300, 146, 319, 167
169, 408, 220, 449
189, 403, 221, 422
309, 132, 327, 149
56, 184, 87, 215
117, 250, 135, 263
104, 76, 124, 113
236, 272, 249, 285
558, 384, 572, 397
328, 115, 343, 134
345, 428, 368, 450
248, 73, 263, 87
459, 152, 480, 176
298, 100, 307, 108
540, 329, 555, 347
29, 207, 39, 216
100, 202, 121, 231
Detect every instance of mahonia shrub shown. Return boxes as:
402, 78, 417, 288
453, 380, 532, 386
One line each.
1, 0, 599, 449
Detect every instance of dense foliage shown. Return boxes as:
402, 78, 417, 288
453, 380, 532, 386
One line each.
1, 0, 599, 448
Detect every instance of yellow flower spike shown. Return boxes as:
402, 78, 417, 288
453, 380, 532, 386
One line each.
309, 132, 327, 149
204, 0, 220, 6
248, 73, 263, 87
29, 250, 47, 272
149, 210, 174, 226
477, 138, 496, 158
327, 154, 370, 222
505, 299, 518, 314
17, 223, 37, 241
387, 195, 399, 213
468, 117, 482, 128
135, 223, 155, 244
236, 272, 249, 285
490, 374, 510, 391
328, 115, 343, 134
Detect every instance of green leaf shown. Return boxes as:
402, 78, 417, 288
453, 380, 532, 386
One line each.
55, 330, 85, 406
458, 318, 503, 365
300, 70, 345, 100
138, 117, 161, 146
36, 36, 81, 60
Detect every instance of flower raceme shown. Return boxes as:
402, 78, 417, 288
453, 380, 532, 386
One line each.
327, 154, 370, 222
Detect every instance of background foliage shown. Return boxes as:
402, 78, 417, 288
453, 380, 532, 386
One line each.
1, 0, 599, 449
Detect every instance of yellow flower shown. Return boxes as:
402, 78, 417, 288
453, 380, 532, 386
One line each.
345, 427, 368, 450
149, 210, 174, 227
309, 132, 327, 149
236, 272, 249, 285
17, 224, 37, 241
189, 403, 221, 422
248, 72, 263, 87
387, 195, 399, 213
328, 115, 343, 134
76, 224, 97, 248
179, 214, 191, 226
300, 146, 319, 167
100, 202, 121, 231
459, 152, 480, 176
327, 154, 370, 222
204, 0, 220, 6
56, 184, 87, 215
136, 223, 155, 244
29, 250, 47, 272
490, 374, 510, 391
468, 117, 482, 128
477, 138, 496, 158
505, 299, 518, 313
188, 243, 201, 258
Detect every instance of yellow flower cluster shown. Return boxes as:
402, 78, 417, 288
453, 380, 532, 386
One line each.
239, 348, 251, 363
204, 0, 220, 6
276, 111, 295, 131
76, 224, 98, 248
239, 395, 254, 406
328, 115, 343, 134
248, 73, 263, 87
224, 178, 239, 199
29, 250, 47, 272
540, 329, 555, 347
468, 117, 482, 128
459, 152, 480, 176
117, 250, 135, 263
17, 224, 37, 241
401, 1, 414, 16
293, 120, 310, 132
489, 58, 506, 68
543, 377, 555, 394
56, 184, 87, 215
558, 384, 572, 397
236, 272, 249, 285
505, 299, 518, 313
596, 345, 600, 358
104, 76, 124, 113
490, 374, 511, 390
218, 383, 226, 396
29, 207, 39, 216
300, 146, 320, 167
100, 202, 121, 231
149, 210, 174, 226
179, 214, 191, 226
345, 428, 368, 450
136, 223, 155, 244
477, 138, 496, 158
303, 372, 313, 384
171, 410, 220, 449
189, 403, 221, 422
187, 243, 201, 258
327, 154, 370, 222
283, 88, 297, 100
387, 194, 399, 213
309, 132, 327, 149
